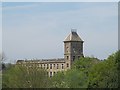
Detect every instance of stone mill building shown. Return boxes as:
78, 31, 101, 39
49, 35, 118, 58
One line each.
17, 30, 84, 77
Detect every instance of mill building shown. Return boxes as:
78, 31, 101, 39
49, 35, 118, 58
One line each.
17, 30, 84, 77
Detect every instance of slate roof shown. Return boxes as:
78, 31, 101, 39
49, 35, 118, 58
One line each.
64, 31, 83, 42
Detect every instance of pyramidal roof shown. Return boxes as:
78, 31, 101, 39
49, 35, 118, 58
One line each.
64, 30, 83, 42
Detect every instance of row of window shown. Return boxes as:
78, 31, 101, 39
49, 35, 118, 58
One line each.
22, 63, 69, 69
49, 71, 56, 77
49, 71, 64, 77
40, 63, 69, 69
66, 56, 81, 61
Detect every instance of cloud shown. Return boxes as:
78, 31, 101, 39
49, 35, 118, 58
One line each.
2, 3, 39, 11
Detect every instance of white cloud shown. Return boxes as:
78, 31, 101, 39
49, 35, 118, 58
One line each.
2, 3, 39, 11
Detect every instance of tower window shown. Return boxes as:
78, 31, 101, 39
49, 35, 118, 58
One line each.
67, 63, 69, 67
73, 56, 75, 61
66, 47, 69, 53
67, 56, 69, 60
50, 64, 52, 69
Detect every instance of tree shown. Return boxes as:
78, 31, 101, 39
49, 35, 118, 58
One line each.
0, 52, 6, 70
88, 51, 119, 88
51, 57, 100, 88
72, 57, 100, 76
2, 63, 51, 88
51, 69, 88, 88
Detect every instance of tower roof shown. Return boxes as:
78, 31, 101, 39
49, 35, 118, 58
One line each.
64, 30, 83, 42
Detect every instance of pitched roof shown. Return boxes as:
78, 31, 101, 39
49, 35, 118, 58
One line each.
64, 31, 83, 42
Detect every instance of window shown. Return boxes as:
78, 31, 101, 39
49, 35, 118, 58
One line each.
54, 64, 55, 67
78, 56, 80, 59
47, 64, 49, 69
50, 72, 52, 77
57, 64, 59, 69
44, 64, 45, 69
67, 56, 69, 60
62, 64, 64, 69
67, 63, 69, 67
73, 56, 75, 61
54, 72, 55, 75
50, 64, 52, 69
66, 47, 69, 53
79, 49, 81, 53
41, 64, 42, 69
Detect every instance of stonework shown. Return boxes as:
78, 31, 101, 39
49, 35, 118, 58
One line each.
16, 30, 84, 77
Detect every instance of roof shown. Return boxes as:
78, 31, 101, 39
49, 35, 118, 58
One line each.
64, 31, 83, 42
16, 58, 65, 64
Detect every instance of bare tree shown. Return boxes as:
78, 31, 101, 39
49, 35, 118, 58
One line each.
1, 52, 6, 62
0, 52, 6, 70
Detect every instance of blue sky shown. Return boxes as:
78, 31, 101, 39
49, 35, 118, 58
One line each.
2, 2, 118, 63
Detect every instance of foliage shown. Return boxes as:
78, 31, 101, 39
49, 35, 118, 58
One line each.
72, 57, 100, 75
88, 51, 119, 88
2, 64, 51, 88
51, 69, 88, 88
2, 51, 119, 88
51, 51, 119, 88
51, 57, 100, 88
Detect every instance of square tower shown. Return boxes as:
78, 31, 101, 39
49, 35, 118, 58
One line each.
64, 30, 84, 68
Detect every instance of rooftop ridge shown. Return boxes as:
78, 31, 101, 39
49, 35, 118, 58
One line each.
64, 30, 83, 42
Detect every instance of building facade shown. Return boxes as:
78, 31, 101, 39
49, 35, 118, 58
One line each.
17, 30, 84, 77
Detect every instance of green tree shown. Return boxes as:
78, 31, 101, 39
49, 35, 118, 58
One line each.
2, 63, 51, 88
88, 51, 119, 88
73, 57, 100, 76
51, 57, 100, 88
51, 69, 88, 88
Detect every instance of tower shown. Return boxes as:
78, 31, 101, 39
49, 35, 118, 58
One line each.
64, 30, 84, 68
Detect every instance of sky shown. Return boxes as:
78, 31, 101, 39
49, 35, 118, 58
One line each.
2, 2, 118, 63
